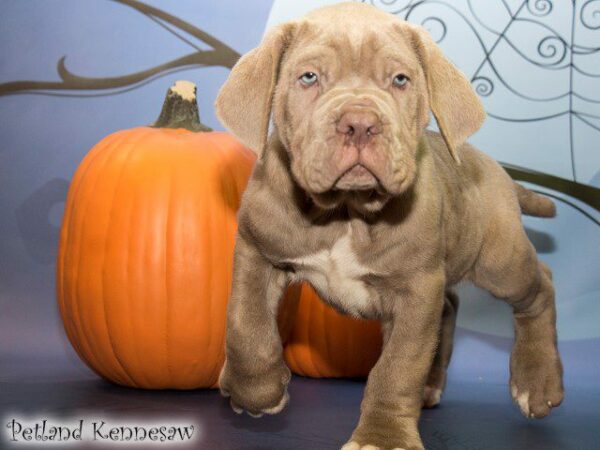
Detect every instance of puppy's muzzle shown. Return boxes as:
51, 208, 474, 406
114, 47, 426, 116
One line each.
333, 104, 384, 191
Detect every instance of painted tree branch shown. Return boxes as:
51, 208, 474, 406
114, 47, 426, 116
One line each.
0, 0, 240, 96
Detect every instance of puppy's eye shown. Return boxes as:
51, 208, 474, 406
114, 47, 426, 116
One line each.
299, 72, 318, 86
393, 74, 409, 88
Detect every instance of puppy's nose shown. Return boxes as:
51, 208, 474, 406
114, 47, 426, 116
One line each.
336, 110, 381, 148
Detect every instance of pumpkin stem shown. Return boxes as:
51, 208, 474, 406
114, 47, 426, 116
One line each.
153, 80, 212, 132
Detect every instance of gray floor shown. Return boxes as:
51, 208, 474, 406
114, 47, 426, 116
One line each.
2, 358, 599, 450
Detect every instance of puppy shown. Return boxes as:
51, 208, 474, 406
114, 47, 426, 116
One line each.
216, 3, 564, 449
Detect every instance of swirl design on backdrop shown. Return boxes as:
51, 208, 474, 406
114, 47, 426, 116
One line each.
363, 0, 600, 184
581, 0, 600, 30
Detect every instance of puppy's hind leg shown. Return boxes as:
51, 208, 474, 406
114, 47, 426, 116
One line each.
423, 290, 459, 408
473, 225, 564, 418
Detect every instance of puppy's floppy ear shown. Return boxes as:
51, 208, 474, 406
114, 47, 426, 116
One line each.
215, 23, 296, 156
408, 24, 485, 163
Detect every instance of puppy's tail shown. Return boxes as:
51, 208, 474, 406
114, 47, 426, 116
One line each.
514, 183, 556, 218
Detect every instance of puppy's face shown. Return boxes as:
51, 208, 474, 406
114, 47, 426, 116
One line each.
273, 17, 428, 212
217, 3, 485, 214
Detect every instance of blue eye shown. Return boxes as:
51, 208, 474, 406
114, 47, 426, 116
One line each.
299, 72, 318, 86
393, 74, 409, 88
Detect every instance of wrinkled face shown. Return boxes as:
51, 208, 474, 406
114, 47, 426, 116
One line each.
273, 20, 429, 213
216, 3, 485, 215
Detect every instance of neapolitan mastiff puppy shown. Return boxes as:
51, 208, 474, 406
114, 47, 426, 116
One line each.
215, 3, 564, 449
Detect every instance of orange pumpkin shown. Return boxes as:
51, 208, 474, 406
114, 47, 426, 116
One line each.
56, 81, 257, 389
283, 284, 382, 378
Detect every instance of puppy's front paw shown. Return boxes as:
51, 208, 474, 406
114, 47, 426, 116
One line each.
345, 414, 423, 450
219, 359, 291, 418
510, 343, 564, 418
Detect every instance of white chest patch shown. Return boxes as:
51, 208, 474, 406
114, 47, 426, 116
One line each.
287, 226, 373, 317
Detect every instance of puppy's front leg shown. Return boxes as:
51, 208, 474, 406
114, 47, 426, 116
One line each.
219, 234, 291, 417
344, 271, 445, 450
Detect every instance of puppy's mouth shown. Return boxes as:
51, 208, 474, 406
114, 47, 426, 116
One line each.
333, 164, 381, 192
307, 163, 391, 214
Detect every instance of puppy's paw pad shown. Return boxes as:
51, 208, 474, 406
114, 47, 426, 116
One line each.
511, 381, 563, 419
227, 388, 290, 418
230, 400, 243, 415
422, 385, 442, 408
262, 389, 289, 415
513, 390, 530, 416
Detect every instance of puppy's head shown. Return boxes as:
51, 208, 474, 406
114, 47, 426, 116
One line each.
216, 3, 485, 214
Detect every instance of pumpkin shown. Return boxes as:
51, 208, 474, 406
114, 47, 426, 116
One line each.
56, 81, 258, 389
283, 284, 382, 378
